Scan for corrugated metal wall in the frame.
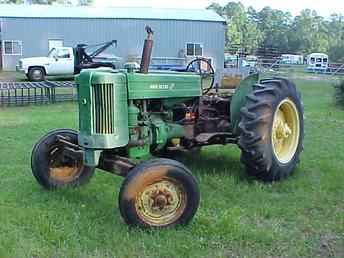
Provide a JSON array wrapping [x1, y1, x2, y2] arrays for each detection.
[[1, 17, 224, 81]]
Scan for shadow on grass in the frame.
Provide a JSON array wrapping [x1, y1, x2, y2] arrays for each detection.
[[156, 147, 253, 183]]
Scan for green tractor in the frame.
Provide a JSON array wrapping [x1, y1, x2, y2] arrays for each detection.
[[31, 27, 304, 228]]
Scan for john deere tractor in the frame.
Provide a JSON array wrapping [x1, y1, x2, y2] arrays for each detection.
[[31, 27, 304, 228]]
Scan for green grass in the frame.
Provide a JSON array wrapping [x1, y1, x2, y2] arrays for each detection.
[[334, 80, 344, 109], [0, 76, 344, 258]]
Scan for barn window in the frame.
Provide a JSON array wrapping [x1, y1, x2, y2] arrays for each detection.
[[3, 40, 22, 55], [186, 43, 203, 56]]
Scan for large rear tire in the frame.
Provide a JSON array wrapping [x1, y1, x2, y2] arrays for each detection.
[[119, 158, 200, 228], [31, 129, 95, 189], [238, 78, 304, 181]]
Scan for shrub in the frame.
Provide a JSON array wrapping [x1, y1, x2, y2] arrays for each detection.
[[334, 80, 344, 108]]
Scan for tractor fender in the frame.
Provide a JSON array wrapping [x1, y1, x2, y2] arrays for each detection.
[[230, 73, 259, 136]]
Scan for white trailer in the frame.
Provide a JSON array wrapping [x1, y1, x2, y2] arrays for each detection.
[[281, 54, 304, 65], [306, 53, 329, 72]]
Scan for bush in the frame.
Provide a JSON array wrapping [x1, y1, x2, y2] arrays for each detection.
[[334, 80, 344, 108]]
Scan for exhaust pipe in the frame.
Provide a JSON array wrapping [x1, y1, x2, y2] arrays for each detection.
[[140, 26, 154, 73]]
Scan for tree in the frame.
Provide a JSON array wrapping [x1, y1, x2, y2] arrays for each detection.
[[208, 1, 263, 52], [253, 7, 292, 52], [327, 14, 344, 62], [206, 2, 223, 17], [0, 0, 22, 3], [288, 9, 330, 54], [207, 1, 344, 61], [78, 0, 92, 6]]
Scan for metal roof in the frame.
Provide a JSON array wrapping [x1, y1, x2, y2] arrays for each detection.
[[0, 4, 225, 22]]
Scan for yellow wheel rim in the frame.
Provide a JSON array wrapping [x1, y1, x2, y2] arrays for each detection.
[[135, 179, 187, 226], [49, 166, 81, 183], [272, 98, 300, 164]]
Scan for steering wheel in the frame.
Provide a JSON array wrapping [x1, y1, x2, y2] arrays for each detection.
[[186, 58, 215, 94]]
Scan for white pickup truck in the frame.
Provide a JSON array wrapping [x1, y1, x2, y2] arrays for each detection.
[[17, 40, 118, 81], [17, 47, 76, 81]]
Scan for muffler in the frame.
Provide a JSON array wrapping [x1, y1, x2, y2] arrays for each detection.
[[140, 26, 154, 73]]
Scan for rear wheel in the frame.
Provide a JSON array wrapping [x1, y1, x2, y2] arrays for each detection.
[[31, 129, 95, 189], [119, 159, 200, 228], [28, 67, 45, 81], [238, 78, 304, 181]]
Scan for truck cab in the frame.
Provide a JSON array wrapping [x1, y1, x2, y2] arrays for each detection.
[[17, 47, 75, 81], [17, 40, 117, 81]]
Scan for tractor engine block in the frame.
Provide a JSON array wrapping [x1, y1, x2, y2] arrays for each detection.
[[76, 68, 202, 166], [196, 95, 231, 133]]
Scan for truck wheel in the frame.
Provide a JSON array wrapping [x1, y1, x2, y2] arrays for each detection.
[[28, 67, 45, 81], [238, 78, 304, 181], [31, 129, 95, 190], [119, 158, 200, 228]]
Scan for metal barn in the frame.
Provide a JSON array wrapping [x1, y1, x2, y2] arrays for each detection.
[[0, 4, 225, 81]]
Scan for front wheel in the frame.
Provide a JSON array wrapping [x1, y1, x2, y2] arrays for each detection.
[[119, 159, 200, 228], [31, 129, 95, 189], [238, 78, 304, 181]]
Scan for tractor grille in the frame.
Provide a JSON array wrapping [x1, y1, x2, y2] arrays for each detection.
[[91, 83, 114, 134]]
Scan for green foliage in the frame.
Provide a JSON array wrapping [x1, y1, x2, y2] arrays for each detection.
[[0, 0, 21, 3], [207, 2, 344, 61], [0, 0, 93, 5], [78, 0, 92, 6], [334, 80, 344, 108], [289, 9, 330, 54], [207, 2, 263, 53]]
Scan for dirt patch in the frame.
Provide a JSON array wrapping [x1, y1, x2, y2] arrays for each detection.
[[0, 71, 26, 82]]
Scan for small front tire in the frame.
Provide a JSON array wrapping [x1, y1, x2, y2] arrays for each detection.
[[31, 128, 95, 190], [119, 158, 200, 228]]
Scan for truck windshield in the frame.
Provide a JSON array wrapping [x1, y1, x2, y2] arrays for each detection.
[[48, 48, 58, 58]]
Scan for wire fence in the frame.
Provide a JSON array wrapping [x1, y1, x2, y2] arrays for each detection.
[[0, 81, 76, 106], [1, 61, 343, 107], [256, 59, 344, 76]]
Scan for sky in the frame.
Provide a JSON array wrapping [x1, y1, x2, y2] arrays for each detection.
[[93, 0, 344, 17]]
